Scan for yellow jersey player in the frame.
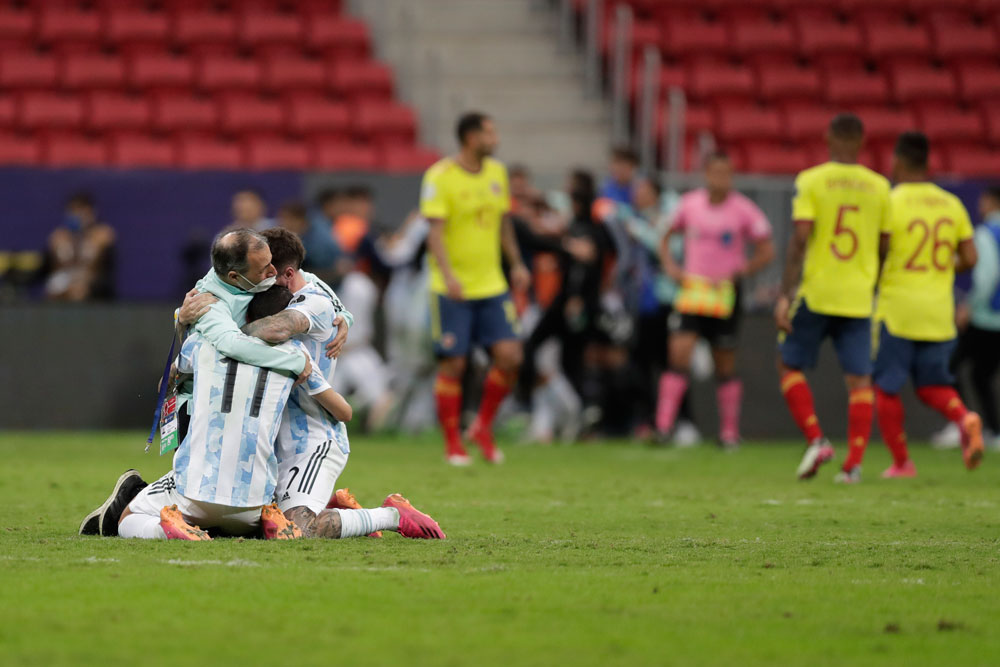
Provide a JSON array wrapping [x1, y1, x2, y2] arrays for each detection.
[[775, 113, 892, 483], [420, 112, 531, 465], [874, 131, 983, 478]]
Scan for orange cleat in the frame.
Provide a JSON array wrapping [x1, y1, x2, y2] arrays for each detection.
[[961, 412, 984, 471], [326, 488, 381, 537], [261, 503, 302, 540], [382, 493, 446, 539], [159, 505, 211, 541]]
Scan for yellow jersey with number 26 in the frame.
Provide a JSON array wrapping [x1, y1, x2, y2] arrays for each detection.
[[419, 157, 511, 300], [792, 161, 892, 318], [877, 182, 974, 341]]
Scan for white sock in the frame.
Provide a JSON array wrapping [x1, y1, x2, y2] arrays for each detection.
[[332, 507, 399, 538], [118, 513, 167, 539]]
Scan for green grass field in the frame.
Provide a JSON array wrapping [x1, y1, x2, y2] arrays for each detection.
[[1, 432, 998, 667]]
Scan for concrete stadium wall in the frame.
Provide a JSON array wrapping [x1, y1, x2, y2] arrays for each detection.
[[1, 304, 957, 441]]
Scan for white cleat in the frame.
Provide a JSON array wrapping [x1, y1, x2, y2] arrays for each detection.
[[931, 422, 961, 450], [833, 466, 862, 484], [673, 421, 702, 448], [446, 454, 473, 467], [796, 438, 835, 480]]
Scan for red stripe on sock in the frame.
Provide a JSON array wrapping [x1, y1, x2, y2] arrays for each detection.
[[780, 371, 823, 442], [843, 387, 874, 470], [876, 388, 909, 467], [916, 385, 967, 424], [434, 374, 465, 457]]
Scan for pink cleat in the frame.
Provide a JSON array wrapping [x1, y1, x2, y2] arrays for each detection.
[[881, 460, 917, 479], [382, 493, 446, 539], [797, 438, 835, 480], [465, 418, 504, 464]]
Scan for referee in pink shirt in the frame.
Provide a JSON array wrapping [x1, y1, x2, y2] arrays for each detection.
[[656, 152, 775, 447]]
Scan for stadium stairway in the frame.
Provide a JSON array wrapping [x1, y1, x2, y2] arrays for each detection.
[[355, 0, 612, 183]]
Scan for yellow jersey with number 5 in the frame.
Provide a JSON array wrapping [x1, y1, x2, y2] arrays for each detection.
[[791, 161, 892, 317], [419, 157, 511, 299], [877, 182, 974, 341]]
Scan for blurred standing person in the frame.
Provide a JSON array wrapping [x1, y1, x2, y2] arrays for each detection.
[[302, 188, 345, 279], [949, 186, 1000, 449], [276, 201, 309, 236], [44, 192, 116, 301], [656, 153, 775, 448], [421, 111, 530, 465], [600, 146, 639, 205], [231, 188, 273, 232]]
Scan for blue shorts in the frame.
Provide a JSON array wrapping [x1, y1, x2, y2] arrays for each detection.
[[873, 324, 956, 394], [431, 292, 519, 358], [778, 298, 873, 376]]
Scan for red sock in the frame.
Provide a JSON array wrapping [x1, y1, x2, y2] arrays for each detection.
[[434, 374, 465, 457], [780, 371, 823, 442], [477, 366, 514, 431], [843, 387, 874, 470], [915, 385, 967, 423], [875, 388, 909, 466]]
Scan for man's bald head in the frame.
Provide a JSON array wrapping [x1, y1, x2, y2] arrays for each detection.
[[211, 228, 276, 290]]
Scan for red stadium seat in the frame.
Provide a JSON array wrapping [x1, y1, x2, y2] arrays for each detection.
[[312, 141, 379, 170], [0, 131, 40, 165], [944, 145, 1000, 176], [87, 92, 151, 131], [61, 54, 126, 90], [244, 135, 310, 170], [152, 94, 218, 131], [329, 60, 393, 100], [18, 93, 85, 130], [853, 106, 918, 140], [109, 132, 176, 167], [715, 104, 782, 141], [861, 19, 930, 59], [930, 20, 998, 61], [176, 135, 243, 169], [198, 56, 262, 92], [662, 18, 728, 55], [954, 63, 1000, 102], [793, 15, 863, 55], [44, 133, 109, 167], [286, 96, 351, 137], [781, 103, 835, 141], [305, 16, 370, 60], [983, 106, 1000, 143], [379, 145, 441, 172], [0, 53, 58, 88], [239, 11, 303, 48], [129, 53, 195, 90], [916, 104, 985, 142], [0, 94, 14, 127], [353, 102, 416, 142], [218, 94, 284, 132], [757, 65, 822, 101], [889, 63, 958, 102], [0, 9, 33, 41], [742, 141, 812, 174], [173, 10, 237, 47], [38, 8, 101, 43], [825, 71, 890, 105], [105, 10, 170, 46], [688, 62, 755, 100], [262, 56, 327, 93], [601, 20, 661, 55], [730, 18, 797, 55]]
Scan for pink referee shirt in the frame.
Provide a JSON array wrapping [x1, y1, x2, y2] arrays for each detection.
[[669, 188, 772, 281]]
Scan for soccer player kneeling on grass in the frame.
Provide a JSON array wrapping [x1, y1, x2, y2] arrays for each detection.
[[775, 114, 892, 483], [655, 152, 775, 448], [873, 132, 983, 478]]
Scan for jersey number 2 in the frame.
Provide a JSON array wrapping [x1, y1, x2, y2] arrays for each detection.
[[830, 205, 859, 260], [904, 218, 954, 272]]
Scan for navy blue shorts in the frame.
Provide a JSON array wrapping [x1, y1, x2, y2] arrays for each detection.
[[778, 298, 873, 376], [431, 292, 519, 358], [873, 324, 956, 394]]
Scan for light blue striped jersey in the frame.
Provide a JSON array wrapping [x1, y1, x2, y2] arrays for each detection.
[[174, 332, 330, 507]]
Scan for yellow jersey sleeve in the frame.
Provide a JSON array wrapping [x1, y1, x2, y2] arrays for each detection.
[[419, 161, 450, 221], [791, 172, 816, 222]]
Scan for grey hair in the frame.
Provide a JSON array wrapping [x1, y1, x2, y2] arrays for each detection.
[[211, 228, 267, 277]]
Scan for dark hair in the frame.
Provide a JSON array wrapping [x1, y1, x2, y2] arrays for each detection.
[[66, 191, 95, 210], [894, 131, 930, 170], [279, 201, 306, 220], [829, 113, 864, 140], [316, 187, 340, 208], [246, 285, 294, 323], [637, 174, 663, 197], [569, 168, 596, 220], [211, 228, 267, 277], [456, 111, 489, 145], [261, 227, 306, 272], [984, 186, 1000, 203], [509, 163, 531, 180], [611, 146, 639, 165], [344, 184, 373, 200]]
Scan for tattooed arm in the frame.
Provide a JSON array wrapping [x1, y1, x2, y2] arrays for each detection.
[[285, 506, 342, 539], [241, 309, 310, 344]]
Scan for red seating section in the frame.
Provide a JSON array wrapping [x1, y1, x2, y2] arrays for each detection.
[[609, 0, 1000, 175], [0, 2, 435, 171]]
